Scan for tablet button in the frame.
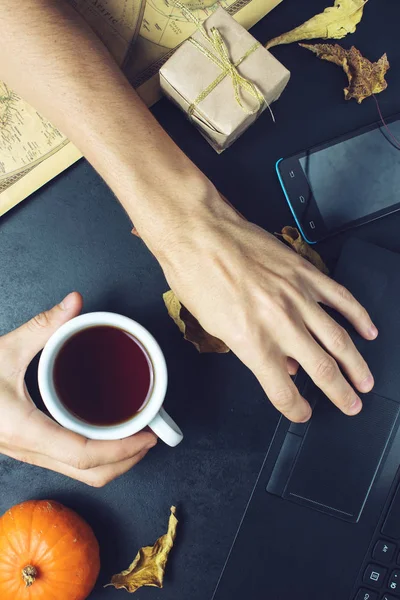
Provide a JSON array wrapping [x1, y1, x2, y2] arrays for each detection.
[[372, 540, 396, 563], [354, 589, 378, 600], [363, 564, 387, 588], [388, 569, 400, 593]]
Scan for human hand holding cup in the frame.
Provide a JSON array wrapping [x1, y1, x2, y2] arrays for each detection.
[[39, 311, 183, 446]]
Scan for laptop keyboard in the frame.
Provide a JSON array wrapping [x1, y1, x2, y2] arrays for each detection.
[[355, 485, 400, 599]]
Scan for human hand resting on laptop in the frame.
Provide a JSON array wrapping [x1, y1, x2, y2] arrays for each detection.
[[0, 292, 157, 485], [158, 189, 377, 424]]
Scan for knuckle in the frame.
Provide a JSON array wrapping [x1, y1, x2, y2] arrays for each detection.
[[66, 455, 81, 469], [88, 477, 108, 488], [278, 289, 302, 313], [86, 475, 109, 488], [69, 454, 92, 471], [294, 254, 318, 280], [73, 441, 97, 470], [279, 309, 299, 332], [277, 276, 298, 298], [227, 312, 254, 347], [341, 387, 357, 411], [28, 311, 51, 332], [335, 284, 353, 304], [272, 387, 297, 413], [314, 356, 338, 383], [329, 326, 349, 353], [276, 274, 304, 304], [261, 294, 297, 328]]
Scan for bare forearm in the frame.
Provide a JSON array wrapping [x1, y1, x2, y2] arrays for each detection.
[[0, 0, 221, 252]]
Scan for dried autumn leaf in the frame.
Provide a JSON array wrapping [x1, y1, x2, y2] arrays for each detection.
[[277, 226, 329, 274], [300, 43, 389, 103], [107, 506, 178, 594], [163, 290, 230, 353], [266, 0, 367, 50]]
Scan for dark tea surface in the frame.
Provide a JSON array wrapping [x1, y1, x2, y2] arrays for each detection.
[[54, 326, 152, 425]]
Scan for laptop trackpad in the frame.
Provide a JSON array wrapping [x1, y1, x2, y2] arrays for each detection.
[[267, 390, 399, 522]]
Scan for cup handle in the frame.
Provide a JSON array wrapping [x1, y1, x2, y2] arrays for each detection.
[[149, 407, 183, 447]]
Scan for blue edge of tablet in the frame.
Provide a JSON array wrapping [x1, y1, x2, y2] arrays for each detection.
[[275, 158, 316, 245]]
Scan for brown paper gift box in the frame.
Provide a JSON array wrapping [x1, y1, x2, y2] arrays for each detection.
[[159, 7, 290, 153]]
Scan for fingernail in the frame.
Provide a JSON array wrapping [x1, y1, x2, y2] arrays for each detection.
[[359, 374, 374, 393], [349, 396, 362, 415], [369, 325, 378, 339], [60, 292, 75, 310]]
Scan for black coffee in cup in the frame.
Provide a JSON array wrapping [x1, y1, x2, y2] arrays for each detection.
[[53, 326, 152, 426]]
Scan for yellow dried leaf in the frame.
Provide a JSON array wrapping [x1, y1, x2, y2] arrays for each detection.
[[266, 0, 367, 49], [277, 226, 329, 274], [300, 43, 389, 103], [107, 506, 178, 594], [163, 290, 230, 353], [163, 290, 186, 337]]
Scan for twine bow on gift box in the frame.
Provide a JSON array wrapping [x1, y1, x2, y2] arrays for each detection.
[[171, 0, 275, 121]]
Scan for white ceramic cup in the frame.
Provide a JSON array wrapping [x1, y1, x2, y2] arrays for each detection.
[[38, 312, 183, 447]]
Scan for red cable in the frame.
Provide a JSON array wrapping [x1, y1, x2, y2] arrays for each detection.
[[373, 94, 400, 149]]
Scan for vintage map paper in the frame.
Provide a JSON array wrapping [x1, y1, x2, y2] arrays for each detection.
[[0, 0, 282, 217], [0, 0, 145, 216]]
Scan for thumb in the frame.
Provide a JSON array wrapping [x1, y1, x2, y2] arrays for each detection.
[[8, 292, 83, 367]]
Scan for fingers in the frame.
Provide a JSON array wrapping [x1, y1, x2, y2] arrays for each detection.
[[5, 292, 83, 367], [241, 351, 311, 423], [0, 444, 151, 487], [287, 357, 299, 376], [262, 362, 311, 422], [9, 407, 157, 470], [292, 328, 363, 416], [304, 304, 374, 394], [313, 276, 378, 341]]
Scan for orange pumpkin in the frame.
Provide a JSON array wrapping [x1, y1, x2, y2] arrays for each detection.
[[0, 499, 100, 600]]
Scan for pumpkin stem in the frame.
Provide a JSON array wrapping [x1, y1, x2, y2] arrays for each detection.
[[22, 565, 38, 587]]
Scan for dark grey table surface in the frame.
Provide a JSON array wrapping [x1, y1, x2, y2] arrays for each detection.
[[0, 1, 399, 598]]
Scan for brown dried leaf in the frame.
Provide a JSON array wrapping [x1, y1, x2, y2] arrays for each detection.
[[107, 506, 178, 594], [163, 290, 230, 353], [300, 43, 389, 103], [266, 0, 367, 50], [277, 226, 329, 274]]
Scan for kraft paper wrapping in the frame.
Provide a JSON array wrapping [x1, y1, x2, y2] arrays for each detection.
[[159, 7, 290, 152]]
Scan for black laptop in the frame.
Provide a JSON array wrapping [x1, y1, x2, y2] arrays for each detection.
[[212, 238, 400, 600]]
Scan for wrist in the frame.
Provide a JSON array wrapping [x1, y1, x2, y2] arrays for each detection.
[[150, 184, 243, 279], [130, 173, 233, 258]]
